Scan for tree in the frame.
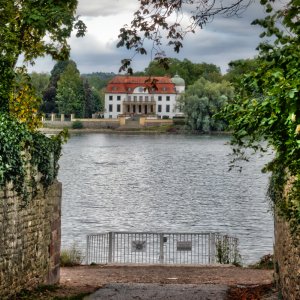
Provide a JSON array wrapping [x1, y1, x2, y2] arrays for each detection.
[[41, 60, 73, 114], [180, 78, 234, 132], [9, 68, 42, 131], [41, 86, 57, 114], [0, 0, 86, 112], [83, 80, 104, 118], [56, 62, 85, 117], [223, 58, 260, 84], [144, 58, 222, 86], [30, 72, 50, 99], [220, 0, 300, 234], [81, 72, 115, 91], [118, 0, 251, 72]]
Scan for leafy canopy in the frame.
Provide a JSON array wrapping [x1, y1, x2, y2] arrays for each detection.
[[0, 0, 83, 199], [180, 77, 234, 132], [0, 0, 86, 112], [220, 0, 300, 234], [118, 0, 251, 72]]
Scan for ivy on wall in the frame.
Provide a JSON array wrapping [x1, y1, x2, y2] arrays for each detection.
[[0, 113, 67, 203], [219, 0, 300, 239]]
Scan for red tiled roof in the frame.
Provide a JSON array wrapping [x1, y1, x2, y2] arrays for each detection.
[[105, 76, 176, 94]]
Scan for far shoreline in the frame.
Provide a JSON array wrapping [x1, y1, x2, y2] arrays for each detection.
[[39, 127, 232, 136]]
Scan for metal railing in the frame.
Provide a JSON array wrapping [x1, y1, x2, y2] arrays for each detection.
[[86, 232, 239, 265]]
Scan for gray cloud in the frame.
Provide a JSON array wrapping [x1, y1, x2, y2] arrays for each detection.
[[76, 0, 138, 17], [28, 0, 279, 75]]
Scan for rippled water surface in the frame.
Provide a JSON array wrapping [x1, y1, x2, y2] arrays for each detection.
[[58, 133, 274, 264]]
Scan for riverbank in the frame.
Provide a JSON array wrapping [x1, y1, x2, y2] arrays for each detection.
[[13, 264, 277, 299], [39, 127, 232, 135]]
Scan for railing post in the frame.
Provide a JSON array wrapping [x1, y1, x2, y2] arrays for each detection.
[[108, 232, 113, 263], [86, 235, 90, 265], [159, 233, 164, 264], [210, 233, 216, 264]]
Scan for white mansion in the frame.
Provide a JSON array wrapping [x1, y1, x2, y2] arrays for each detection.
[[104, 75, 185, 119]]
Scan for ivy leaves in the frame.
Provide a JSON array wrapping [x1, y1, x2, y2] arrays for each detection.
[[220, 0, 300, 235], [0, 113, 66, 203]]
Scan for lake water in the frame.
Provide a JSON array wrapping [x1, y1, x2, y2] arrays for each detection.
[[58, 133, 274, 264]]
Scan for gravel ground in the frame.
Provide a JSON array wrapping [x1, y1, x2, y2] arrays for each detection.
[[85, 283, 229, 300], [58, 264, 277, 299]]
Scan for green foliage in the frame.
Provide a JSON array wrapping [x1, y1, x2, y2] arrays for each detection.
[[219, 0, 300, 237], [0, 0, 86, 112], [42, 61, 71, 114], [143, 58, 222, 86], [60, 244, 84, 267], [216, 236, 241, 266], [81, 72, 114, 90], [118, 0, 250, 73], [224, 58, 260, 84], [82, 80, 103, 118], [11, 285, 90, 300], [30, 72, 50, 99], [56, 62, 85, 117], [180, 78, 234, 132], [9, 68, 43, 131], [249, 254, 274, 270], [72, 120, 83, 129], [41, 61, 103, 117], [0, 113, 67, 203]]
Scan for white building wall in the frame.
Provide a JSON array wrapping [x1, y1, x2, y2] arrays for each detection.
[[104, 91, 181, 119], [156, 94, 178, 118], [104, 94, 124, 118]]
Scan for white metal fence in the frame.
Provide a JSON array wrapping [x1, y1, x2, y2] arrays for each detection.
[[86, 232, 239, 265]]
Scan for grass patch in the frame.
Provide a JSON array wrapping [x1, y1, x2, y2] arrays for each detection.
[[10, 285, 91, 300], [60, 244, 84, 267], [10, 285, 59, 300]]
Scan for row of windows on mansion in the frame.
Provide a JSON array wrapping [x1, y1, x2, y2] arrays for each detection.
[[108, 103, 173, 114], [104, 75, 185, 119], [108, 94, 172, 102]]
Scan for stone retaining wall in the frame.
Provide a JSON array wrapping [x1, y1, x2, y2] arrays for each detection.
[[0, 181, 62, 299], [274, 214, 300, 299]]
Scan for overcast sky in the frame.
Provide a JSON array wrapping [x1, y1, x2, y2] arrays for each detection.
[[27, 0, 277, 75]]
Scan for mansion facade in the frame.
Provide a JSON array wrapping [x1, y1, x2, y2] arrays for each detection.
[[104, 75, 185, 119]]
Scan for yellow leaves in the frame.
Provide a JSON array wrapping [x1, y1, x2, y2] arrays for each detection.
[[9, 81, 43, 131]]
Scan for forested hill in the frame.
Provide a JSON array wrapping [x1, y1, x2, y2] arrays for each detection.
[[81, 72, 116, 81]]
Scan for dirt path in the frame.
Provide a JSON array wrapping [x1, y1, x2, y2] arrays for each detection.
[[55, 264, 277, 299]]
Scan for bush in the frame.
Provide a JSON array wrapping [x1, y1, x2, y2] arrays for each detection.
[[72, 120, 83, 129], [60, 244, 84, 267], [173, 117, 186, 125], [249, 254, 274, 269]]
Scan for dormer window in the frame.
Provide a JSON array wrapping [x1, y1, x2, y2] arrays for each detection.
[[112, 86, 117, 91]]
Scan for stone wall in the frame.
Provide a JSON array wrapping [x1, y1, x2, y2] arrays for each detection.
[[43, 119, 120, 129], [274, 214, 300, 300], [0, 181, 62, 299]]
